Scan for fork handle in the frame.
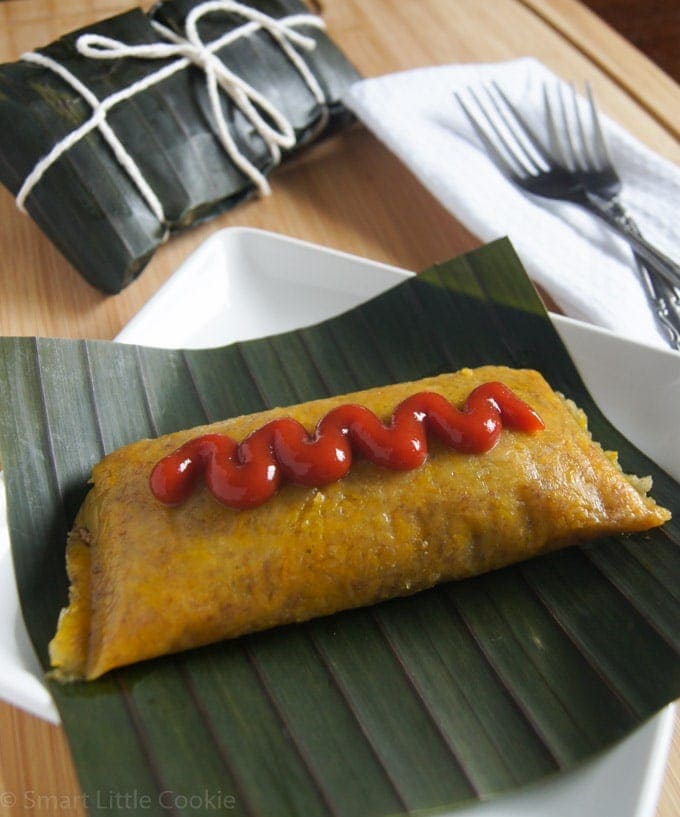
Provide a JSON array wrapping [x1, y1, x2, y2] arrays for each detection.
[[626, 215, 680, 350], [634, 256, 680, 350], [584, 193, 680, 289], [592, 199, 680, 349]]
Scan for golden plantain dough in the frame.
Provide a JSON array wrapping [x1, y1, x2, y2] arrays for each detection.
[[49, 366, 671, 680]]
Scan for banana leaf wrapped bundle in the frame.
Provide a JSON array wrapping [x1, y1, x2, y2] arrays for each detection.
[[0, 0, 360, 293]]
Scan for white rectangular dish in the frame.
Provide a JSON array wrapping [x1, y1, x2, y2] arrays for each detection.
[[1, 228, 677, 817]]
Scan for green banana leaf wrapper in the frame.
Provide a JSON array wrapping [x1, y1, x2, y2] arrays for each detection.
[[0, 240, 678, 817], [0, 0, 359, 293]]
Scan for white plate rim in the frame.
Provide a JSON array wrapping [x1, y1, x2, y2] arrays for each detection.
[[0, 227, 676, 817]]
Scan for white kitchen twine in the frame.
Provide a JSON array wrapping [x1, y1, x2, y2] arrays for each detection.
[[17, 0, 328, 226]]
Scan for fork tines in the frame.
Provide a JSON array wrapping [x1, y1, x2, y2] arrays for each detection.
[[455, 80, 611, 182], [454, 82, 554, 180], [544, 82, 612, 174]]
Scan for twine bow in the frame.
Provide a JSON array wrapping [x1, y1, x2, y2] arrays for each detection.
[[18, 0, 328, 223]]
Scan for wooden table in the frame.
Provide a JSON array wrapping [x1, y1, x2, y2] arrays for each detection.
[[0, 1, 678, 815]]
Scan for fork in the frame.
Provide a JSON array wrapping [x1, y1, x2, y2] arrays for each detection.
[[455, 81, 680, 289], [455, 82, 680, 349], [546, 82, 680, 348]]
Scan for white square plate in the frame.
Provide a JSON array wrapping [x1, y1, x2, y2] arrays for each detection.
[[1, 228, 677, 816]]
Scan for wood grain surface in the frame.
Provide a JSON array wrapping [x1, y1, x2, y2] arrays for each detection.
[[0, 1, 678, 815]]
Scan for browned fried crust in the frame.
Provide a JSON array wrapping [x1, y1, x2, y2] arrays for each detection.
[[49, 367, 671, 680]]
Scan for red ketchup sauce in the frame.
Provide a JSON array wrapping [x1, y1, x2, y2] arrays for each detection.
[[150, 382, 544, 510]]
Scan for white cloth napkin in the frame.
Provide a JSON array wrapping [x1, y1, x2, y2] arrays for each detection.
[[343, 58, 680, 348]]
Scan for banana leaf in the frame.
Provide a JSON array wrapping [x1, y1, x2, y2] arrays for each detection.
[[0, 239, 678, 817], [0, 0, 359, 293]]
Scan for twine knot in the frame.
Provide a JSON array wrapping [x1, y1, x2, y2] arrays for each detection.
[[18, 0, 328, 223]]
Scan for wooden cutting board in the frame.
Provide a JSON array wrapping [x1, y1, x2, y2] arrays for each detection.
[[0, 1, 678, 815]]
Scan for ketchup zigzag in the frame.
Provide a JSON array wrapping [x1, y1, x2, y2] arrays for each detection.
[[150, 382, 545, 510]]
